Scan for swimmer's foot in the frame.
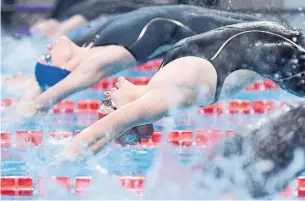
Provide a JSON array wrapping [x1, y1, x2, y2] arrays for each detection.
[[105, 77, 147, 108], [30, 19, 60, 38]]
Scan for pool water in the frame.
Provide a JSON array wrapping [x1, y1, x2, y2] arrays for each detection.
[[1, 36, 305, 199]]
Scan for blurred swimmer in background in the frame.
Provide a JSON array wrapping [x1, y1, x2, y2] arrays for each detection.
[[29, 0, 197, 40]]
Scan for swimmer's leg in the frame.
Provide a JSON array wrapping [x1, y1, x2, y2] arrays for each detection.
[[191, 101, 305, 198]]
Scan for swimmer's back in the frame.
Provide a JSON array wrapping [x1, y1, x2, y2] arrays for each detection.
[[87, 5, 261, 60], [103, 4, 261, 33], [161, 21, 305, 100]]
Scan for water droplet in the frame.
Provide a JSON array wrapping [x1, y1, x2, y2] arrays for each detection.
[[293, 37, 298, 42], [292, 59, 299, 64], [274, 73, 281, 79], [256, 13, 262, 18], [299, 55, 305, 60]]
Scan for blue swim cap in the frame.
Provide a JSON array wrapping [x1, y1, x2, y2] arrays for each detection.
[[35, 62, 71, 91]]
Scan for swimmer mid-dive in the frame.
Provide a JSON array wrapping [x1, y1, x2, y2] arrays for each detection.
[[57, 20, 305, 159], [2, 5, 260, 123]]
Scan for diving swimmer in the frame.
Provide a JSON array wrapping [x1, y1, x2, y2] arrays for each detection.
[[2, 5, 261, 122], [59, 20, 305, 159]]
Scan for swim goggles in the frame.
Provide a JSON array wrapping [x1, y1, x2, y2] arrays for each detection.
[[44, 53, 52, 64]]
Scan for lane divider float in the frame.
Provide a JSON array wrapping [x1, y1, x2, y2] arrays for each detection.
[[0, 176, 303, 197]]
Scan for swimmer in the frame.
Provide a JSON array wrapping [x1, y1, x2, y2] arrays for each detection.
[[30, 0, 87, 38], [1, 5, 260, 123], [30, 15, 88, 40], [57, 21, 305, 161], [29, 0, 184, 40]]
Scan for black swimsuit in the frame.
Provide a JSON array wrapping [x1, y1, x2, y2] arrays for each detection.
[[160, 21, 305, 102], [72, 5, 261, 62]]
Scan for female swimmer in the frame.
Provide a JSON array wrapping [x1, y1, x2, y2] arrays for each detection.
[[59, 22, 305, 198], [2, 5, 260, 122], [59, 21, 305, 160]]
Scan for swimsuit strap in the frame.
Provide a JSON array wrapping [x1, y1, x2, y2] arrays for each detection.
[[211, 29, 305, 61], [128, 17, 197, 49]]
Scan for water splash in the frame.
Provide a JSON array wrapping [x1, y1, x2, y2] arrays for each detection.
[[1, 33, 49, 75]]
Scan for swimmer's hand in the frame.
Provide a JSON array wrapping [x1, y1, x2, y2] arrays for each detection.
[[56, 141, 89, 163], [1, 101, 42, 125], [57, 125, 113, 163]]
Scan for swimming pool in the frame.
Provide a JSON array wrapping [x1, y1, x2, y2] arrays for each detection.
[[1, 58, 305, 199]]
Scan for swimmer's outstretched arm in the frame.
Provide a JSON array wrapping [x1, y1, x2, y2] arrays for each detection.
[[57, 15, 88, 37], [33, 45, 137, 111], [59, 86, 196, 160], [59, 88, 171, 160]]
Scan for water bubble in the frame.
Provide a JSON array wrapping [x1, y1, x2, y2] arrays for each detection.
[[291, 59, 299, 64], [299, 54, 305, 60], [292, 37, 298, 42], [274, 73, 281, 79], [255, 13, 262, 18], [286, 72, 293, 77]]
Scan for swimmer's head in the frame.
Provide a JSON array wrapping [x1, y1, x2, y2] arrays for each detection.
[[99, 98, 154, 146], [35, 62, 71, 91], [39, 36, 75, 67], [35, 36, 87, 91]]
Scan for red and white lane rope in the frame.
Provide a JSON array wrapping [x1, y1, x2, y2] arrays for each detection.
[[0, 176, 303, 197]]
